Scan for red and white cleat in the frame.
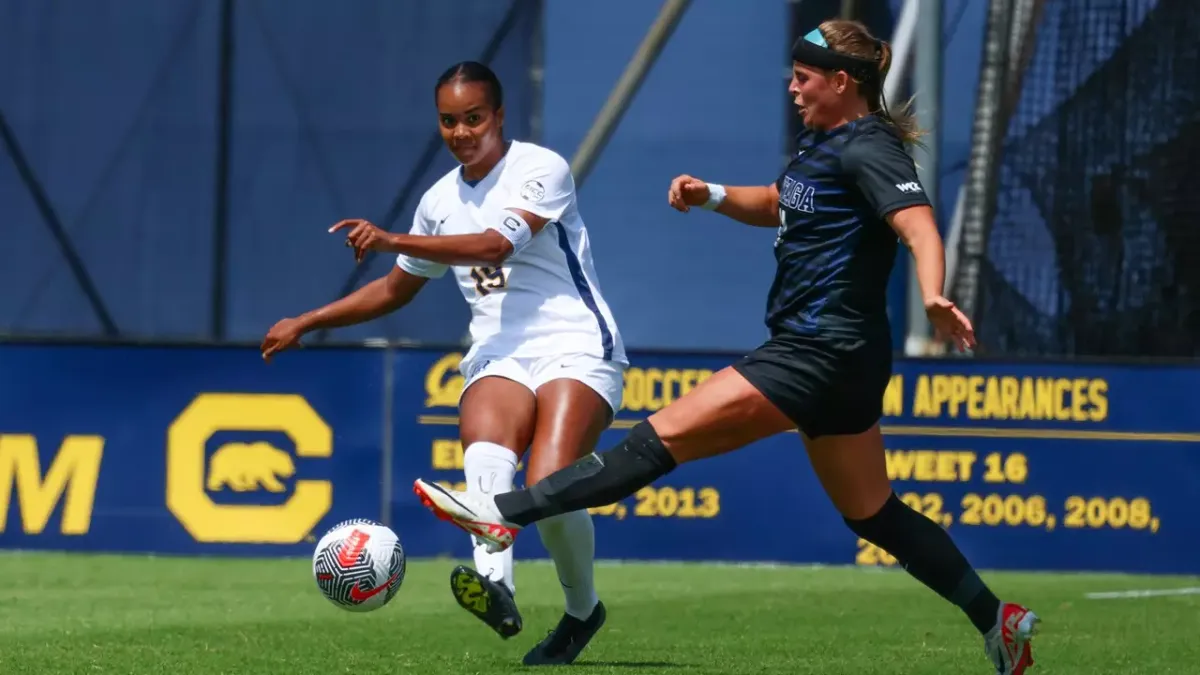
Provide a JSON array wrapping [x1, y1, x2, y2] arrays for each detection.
[[984, 602, 1040, 674], [413, 479, 520, 553]]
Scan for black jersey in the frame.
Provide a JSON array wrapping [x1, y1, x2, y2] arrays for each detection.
[[766, 115, 929, 338]]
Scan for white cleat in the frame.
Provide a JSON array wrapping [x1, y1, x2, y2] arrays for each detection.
[[984, 602, 1040, 674], [413, 479, 520, 553]]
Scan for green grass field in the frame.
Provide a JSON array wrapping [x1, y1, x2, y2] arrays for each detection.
[[1, 552, 1197, 674]]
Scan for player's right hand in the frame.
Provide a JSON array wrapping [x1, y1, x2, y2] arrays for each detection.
[[261, 317, 306, 363], [667, 174, 711, 212]]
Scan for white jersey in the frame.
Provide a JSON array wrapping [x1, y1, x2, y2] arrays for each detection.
[[396, 140, 627, 366]]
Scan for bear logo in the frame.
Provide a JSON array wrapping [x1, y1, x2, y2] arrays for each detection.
[[206, 441, 295, 493]]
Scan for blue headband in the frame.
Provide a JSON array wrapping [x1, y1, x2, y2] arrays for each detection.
[[792, 28, 880, 81]]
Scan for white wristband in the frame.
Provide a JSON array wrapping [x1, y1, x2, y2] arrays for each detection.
[[488, 211, 533, 251], [701, 183, 727, 210]]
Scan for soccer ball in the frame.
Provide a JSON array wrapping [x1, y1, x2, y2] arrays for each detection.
[[312, 518, 406, 612]]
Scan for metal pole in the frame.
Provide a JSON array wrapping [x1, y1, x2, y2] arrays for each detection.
[[569, 0, 693, 189], [840, 0, 860, 20], [0, 110, 119, 336], [530, 0, 546, 145], [950, 0, 1015, 335], [210, 0, 235, 340], [904, 0, 942, 356], [883, 0, 920, 106]]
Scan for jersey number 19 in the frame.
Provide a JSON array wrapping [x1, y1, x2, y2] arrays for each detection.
[[470, 266, 507, 296]]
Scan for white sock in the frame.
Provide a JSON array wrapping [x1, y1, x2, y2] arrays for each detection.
[[463, 441, 518, 594], [536, 509, 599, 619]]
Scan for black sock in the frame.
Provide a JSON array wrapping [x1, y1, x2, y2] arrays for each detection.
[[494, 421, 676, 527], [845, 493, 1001, 635]]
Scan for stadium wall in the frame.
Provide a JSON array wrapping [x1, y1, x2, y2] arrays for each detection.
[[2, 341, 1197, 575], [1, 0, 987, 355], [0, 0, 534, 345]]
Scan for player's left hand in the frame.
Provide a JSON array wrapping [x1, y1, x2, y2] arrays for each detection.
[[924, 295, 976, 352], [329, 219, 395, 263]]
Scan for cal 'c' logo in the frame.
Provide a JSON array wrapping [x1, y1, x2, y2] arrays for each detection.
[[167, 393, 332, 544], [425, 353, 466, 408]]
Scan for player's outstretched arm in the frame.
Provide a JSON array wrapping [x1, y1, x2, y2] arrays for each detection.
[[331, 209, 549, 267], [887, 206, 975, 351], [667, 174, 780, 228], [260, 266, 427, 362]]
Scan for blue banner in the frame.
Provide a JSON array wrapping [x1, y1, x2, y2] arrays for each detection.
[[4, 342, 1198, 574], [0, 344, 386, 556], [392, 349, 1200, 575]]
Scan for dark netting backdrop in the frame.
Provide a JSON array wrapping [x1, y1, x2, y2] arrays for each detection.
[[972, 0, 1199, 357]]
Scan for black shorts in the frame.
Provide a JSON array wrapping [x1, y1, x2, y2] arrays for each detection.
[[731, 331, 892, 439]]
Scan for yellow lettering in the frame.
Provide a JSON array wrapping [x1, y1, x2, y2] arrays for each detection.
[[1089, 379, 1108, 421], [622, 367, 713, 413], [623, 369, 645, 411], [680, 370, 699, 397], [967, 375, 986, 418], [645, 368, 663, 410], [1054, 379, 1071, 421], [886, 450, 917, 480], [949, 376, 969, 417], [432, 439, 464, 470], [931, 376, 952, 416], [1034, 378, 1054, 419], [1000, 377, 1020, 418], [661, 369, 680, 407], [904, 374, 1109, 422], [914, 451, 937, 481], [912, 375, 935, 417], [936, 452, 958, 481], [882, 375, 903, 417], [886, 450, 975, 482], [1018, 377, 1037, 419], [0, 434, 103, 535], [425, 353, 464, 408], [1075, 379, 1094, 420]]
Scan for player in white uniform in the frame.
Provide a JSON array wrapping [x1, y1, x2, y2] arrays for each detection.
[[260, 61, 622, 666]]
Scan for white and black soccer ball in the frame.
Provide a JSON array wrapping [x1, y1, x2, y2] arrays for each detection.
[[312, 518, 406, 612]]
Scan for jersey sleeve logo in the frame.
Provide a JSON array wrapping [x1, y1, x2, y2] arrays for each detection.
[[520, 180, 546, 202]]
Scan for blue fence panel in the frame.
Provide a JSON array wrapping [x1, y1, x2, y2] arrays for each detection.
[[0, 343, 385, 556], [0, 0, 534, 345], [391, 348, 1200, 574]]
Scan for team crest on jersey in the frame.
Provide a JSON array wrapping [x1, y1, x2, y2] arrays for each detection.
[[520, 180, 546, 202]]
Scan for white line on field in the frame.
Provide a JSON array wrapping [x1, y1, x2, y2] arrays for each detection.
[[1085, 587, 1200, 600]]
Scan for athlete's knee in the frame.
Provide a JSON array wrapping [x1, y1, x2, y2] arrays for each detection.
[[823, 478, 891, 521], [526, 440, 591, 484], [643, 409, 688, 459]]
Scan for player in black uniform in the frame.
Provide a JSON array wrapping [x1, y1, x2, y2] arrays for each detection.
[[414, 20, 1039, 674]]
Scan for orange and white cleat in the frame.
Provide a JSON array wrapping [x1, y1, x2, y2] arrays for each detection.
[[413, 479, 520, 553], [984, 602, 1040, 674]]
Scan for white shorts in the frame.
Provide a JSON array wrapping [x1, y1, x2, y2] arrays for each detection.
[[459, 352, 625, 414]]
